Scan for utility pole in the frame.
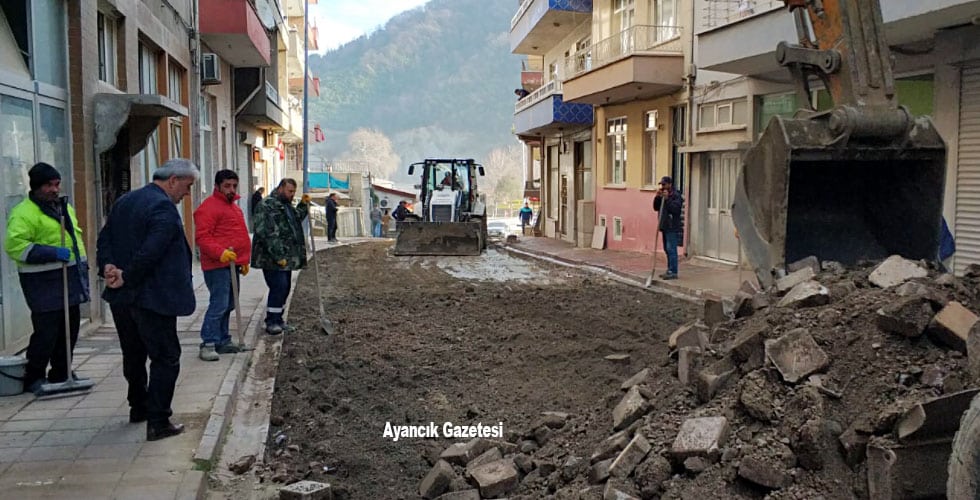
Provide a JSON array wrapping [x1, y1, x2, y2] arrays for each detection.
[[302, 0, 310, 193]]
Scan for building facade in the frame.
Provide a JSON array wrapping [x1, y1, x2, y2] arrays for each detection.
[[0, 0, 318, 354]]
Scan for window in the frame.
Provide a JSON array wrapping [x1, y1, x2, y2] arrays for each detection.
[[643, 111, 658, 186], [200, 95, 213, 193], [97, 12, 118, 85], [698, 98, 748, 131], [607, 117, 628, 185], [168, 62, 185, 104], [574, 36, 592, 73], [0, 0, 67, 85], [138, 42, 158, 93], [613, 217, 623, 241], [614, 0, 635, 53], [654, 0, 679, 40], [599, 215, 607, 226]]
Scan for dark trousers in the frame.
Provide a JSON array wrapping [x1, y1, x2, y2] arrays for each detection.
[[662, 231, 680, 275], [263, 269, 292, 326], [327, 216, 337, 241], [110, 304, 181, 426], [25, 306, 80, 385]]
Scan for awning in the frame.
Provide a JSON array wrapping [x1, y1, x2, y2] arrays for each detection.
[[94, 93, 188, 157]]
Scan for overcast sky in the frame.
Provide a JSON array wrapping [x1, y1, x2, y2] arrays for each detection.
[[310, 0, 431, 52]]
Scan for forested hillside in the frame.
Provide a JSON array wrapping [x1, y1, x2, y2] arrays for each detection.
[[307, 0, 521, 185]]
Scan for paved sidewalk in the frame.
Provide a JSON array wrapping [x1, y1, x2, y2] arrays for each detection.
[[506, 237, 746, 300], [0, 268, 269, 499]]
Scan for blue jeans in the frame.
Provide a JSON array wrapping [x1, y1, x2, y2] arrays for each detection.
[[372, 221, 382, 237], [201, 268, 234, 347], [263, 269, 292, 326], [662, 231, 680, 275]]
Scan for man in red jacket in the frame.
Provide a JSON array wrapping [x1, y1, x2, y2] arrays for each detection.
[[193, 169, 251, 361]]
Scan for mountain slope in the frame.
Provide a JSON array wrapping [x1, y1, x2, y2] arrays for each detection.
[[307, 0, 520, 183]]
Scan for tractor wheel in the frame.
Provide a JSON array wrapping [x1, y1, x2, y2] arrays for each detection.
[[948, 392, 980, 499]]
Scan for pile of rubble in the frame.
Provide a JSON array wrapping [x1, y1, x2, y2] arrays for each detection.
[[411, 255, 980, 499]]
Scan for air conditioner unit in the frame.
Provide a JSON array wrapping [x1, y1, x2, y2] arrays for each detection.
[[201, 53, 221, 85]]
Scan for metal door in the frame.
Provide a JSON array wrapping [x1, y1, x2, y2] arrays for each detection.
[[955, 66, 980, 274]]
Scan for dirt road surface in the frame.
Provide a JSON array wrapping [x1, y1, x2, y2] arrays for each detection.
[[261, 241, 697, 497]]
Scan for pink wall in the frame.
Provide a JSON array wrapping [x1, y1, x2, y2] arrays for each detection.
[[595, 188, 688, 254], [199, 0, 271, 65]]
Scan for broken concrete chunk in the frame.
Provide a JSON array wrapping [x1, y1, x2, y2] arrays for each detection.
[[605, 353, 631, 364], [704, 298, 730, 326], [895, 389, 980, 442], [731, 291, 756, 319], [434, 490, 480, 500], [668, 321, 709, 350], [927, 301, 979, 353], [867, 438, 950, 500], [869, 255, 927, 289], [621, 368, 651, 390], [738, 456, 791, 490], [609, 434, 651, 478], [752, 293, 771, 310], [588, 458, 613, 484], [838, 427, 870, 468], [534, 411, 571, 429], [765, 328, 829, 383], [230, 454, 257, 475], [612, 386, 649, 431], [419, 460, 456, 499], [671, 416, 729, 460], [776, 280, 830, 309], [695, 357, 737, 403], [787, 256, 821, 276], [439, 438, 496, 466], [739, 370, 779, 423], [683, 456, 709, 473], [739, 280, 761, 296], [280, 480, 332, 500], [465, 447, 502, 475], [730, 329, 764, 366], [562, 455, 588, 481], [533, 425, 552, 446], [591, 430, 631, 464], [822, 260, 846, 274], [512, 453, 533, 474], [468, 459, 519, 498], [776, 267, 815, 294], [677, 347, 704, 386], [603, 480, 641, 500], [875, 297, 934, 338]]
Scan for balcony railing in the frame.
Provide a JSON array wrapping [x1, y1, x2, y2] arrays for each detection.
[[516, 80, 562, 112], [701, 0, 783, 29], [563, 25, 683, 80], [265, 81, 280, 105]]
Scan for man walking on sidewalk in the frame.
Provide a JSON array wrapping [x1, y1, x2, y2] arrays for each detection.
[[251, 178, 310, 335], [4, 163, 91, 395], [193, 169, 251, 361], [519, 202, 533, 236], [97, 159, 198, 442], [653, 176, 684, 280], [326, 192, 339, 242]]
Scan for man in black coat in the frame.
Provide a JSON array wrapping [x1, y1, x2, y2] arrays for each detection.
[[97, 159, 198, 441], [653, 176, 684, 280], [325, 192, 339, 242]]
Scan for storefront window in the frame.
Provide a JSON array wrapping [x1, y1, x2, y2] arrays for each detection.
[[0, 95, 36, 190], [38, 104, 67, 171]]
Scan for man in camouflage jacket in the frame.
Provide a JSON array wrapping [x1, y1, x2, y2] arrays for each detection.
[[251, 178, 310, 334]]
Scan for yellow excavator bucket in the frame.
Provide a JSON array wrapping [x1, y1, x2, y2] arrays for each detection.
[[393, 221, 485, 256], [733, 113, 947, 287]]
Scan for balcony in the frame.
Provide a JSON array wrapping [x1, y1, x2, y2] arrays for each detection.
[[511, 0, 592, 55], [239, 81, 285, 130], [200, 0, 271, 67], [281, 97, 304, 144], [697, 0, 980, 77], [288, 73, 319, 97], [562, 25, 685, 106], [287, 27, 305, 82], [514, 80, 594, 137]]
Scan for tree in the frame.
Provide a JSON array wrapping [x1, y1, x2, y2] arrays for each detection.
[[481, 144, 523, 213], [340, 128, 401, 179]]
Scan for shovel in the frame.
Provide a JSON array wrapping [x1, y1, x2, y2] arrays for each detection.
[[644, 202, 664, 288], [228, 260, 253, 351], [307, 220, 336, 335]]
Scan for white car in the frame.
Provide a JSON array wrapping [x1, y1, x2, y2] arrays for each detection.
[[487, 221, 509, 238]]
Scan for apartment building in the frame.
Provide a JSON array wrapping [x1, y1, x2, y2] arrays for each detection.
[[0, 0, 317, 354], [693, 0, 980, 273]]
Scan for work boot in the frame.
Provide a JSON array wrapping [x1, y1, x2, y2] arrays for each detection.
[[266, 324, 283, 335], [661, 272, 678, 280], [25, 379, 46, 396], [198, 344, 219, 362], [147, 421, 184, 441], [215, 343, 245, 354]]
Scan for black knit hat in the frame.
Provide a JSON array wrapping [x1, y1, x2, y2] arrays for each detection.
[[28, 162, 61, 191]]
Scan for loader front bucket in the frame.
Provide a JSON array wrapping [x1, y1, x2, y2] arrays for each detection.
[[393, 221, 485, 256], [733, 114, 947, 287]]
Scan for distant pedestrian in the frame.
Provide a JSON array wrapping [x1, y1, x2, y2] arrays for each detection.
[[381, 209, 392, 237], [249, 187, 264, 224], [4, 162, 91, 396], [326, 192, 339, 242], [519, 203, 533, 235], [96, 158, 199, 441], [370, 205, 382, 237], [653, 176, 684, 280], [514, 88, 530, 100], [193, 169, 251, 362], [392, 201, 409, 222], [251, 178, 310, 335]]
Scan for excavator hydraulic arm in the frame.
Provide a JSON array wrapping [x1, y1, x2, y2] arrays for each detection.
[[733, 0, 947, 287]]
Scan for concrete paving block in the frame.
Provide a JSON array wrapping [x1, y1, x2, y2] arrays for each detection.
[[668, 321, 708, 350], [875, 298, 934, 338], [752, 292, 771, 310], [440, 438, 495, 466], [621, 368, 650, 390], [869, 255, 927, 289], [730, 329, 764, 368], [591, 430, 631, 464], [738, 457, 790, 490], [776, 280, 830, 309], [603, 479, 641, 500], [927, 301, 979, 353], [671, 416, 729, 460], [280, 480, 332, 500], [731, 291, 755, 318], [765, 328, 829, 383], [465, 447, 502, 475], [469, 459, 519, 498], [419, 460, 455, 499], [609, 434, 651, 478], [588, 458, 613, 484], [677, 347, 703, 386], [702, 299, 728, 326], [434, 490, 481, 500], [695, 357, 737, 403], [612, 386, 648, 431], [775, 267, 815, 294], [787, 256, 821, 276], [535, 411, 571, 429]]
